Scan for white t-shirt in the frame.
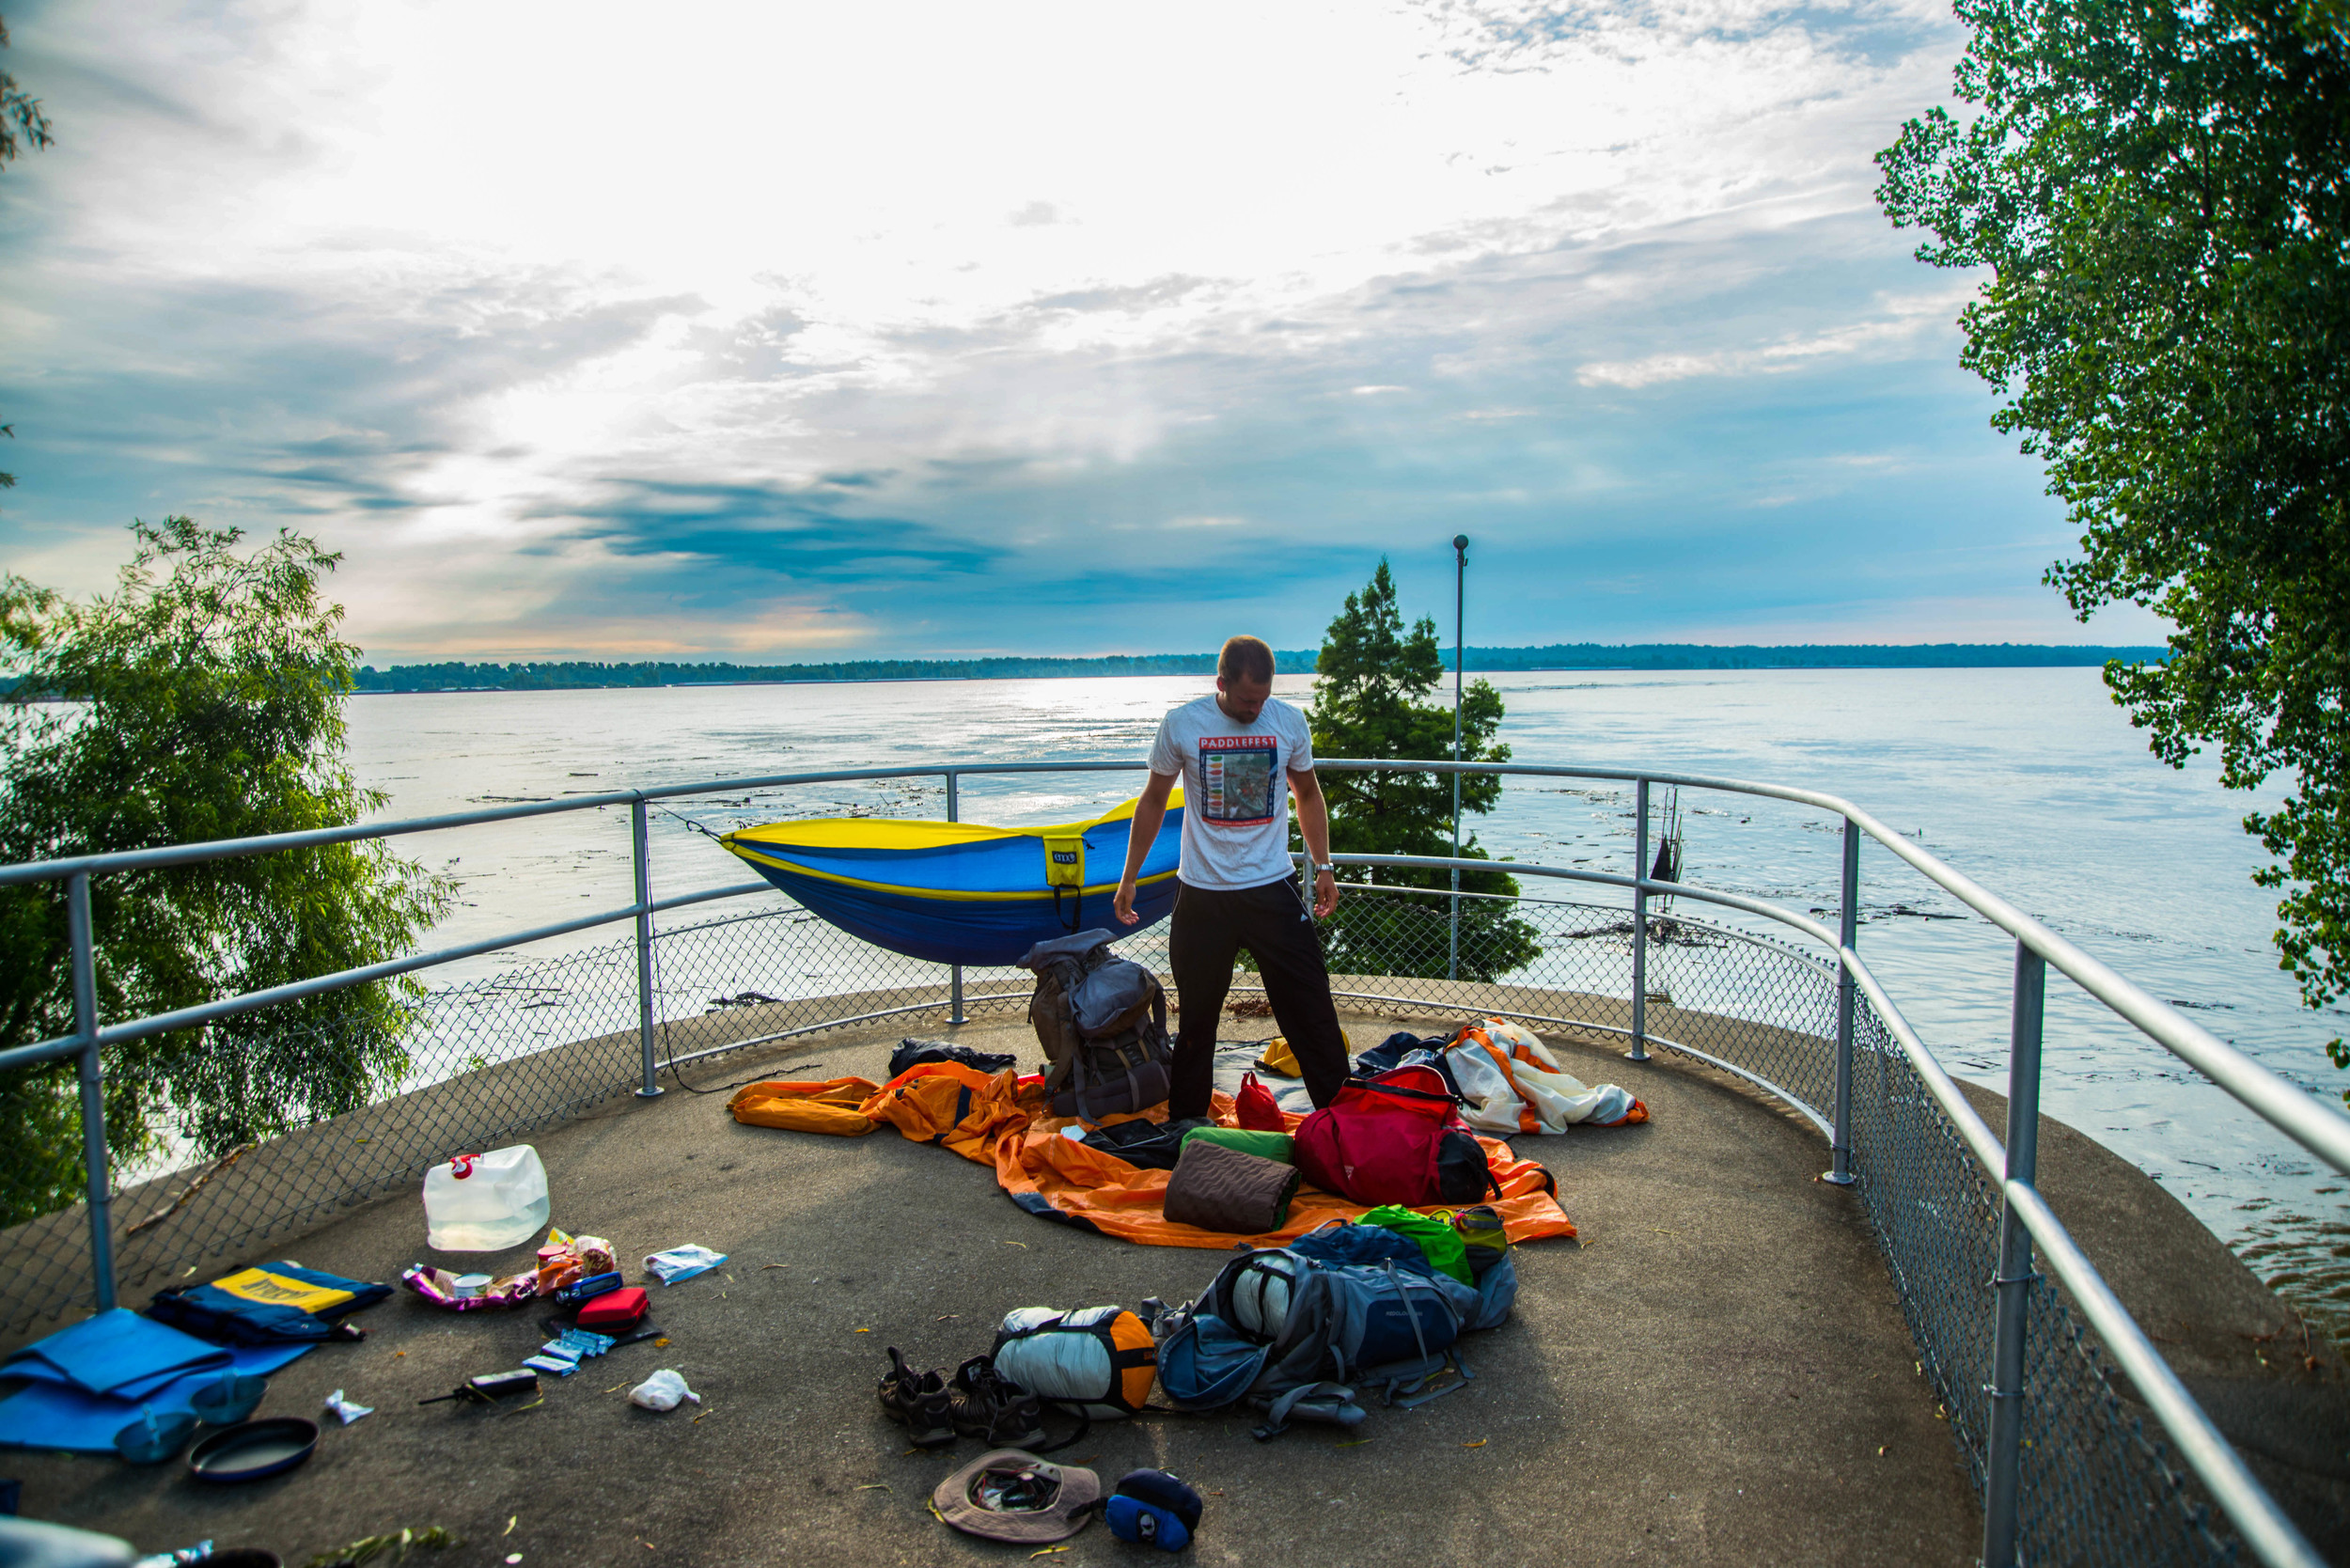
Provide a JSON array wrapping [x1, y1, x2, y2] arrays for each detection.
[[1147, 694, 1315, 890]]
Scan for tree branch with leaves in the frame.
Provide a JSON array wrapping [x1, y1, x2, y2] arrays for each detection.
[[1879, 0, 2350, 1092], [0, 14, 51, 495], [0, 520, 450, 1226]]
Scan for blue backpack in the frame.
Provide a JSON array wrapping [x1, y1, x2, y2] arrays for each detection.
[[1155, 1225, 1517, 1439]]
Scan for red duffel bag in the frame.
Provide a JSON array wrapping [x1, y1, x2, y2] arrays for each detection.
[[1292, 1065, 1501, 1207]]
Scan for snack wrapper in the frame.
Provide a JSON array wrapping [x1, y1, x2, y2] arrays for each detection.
[[534, 1227, 619, 1294], [402, 1263, 537, 1311]]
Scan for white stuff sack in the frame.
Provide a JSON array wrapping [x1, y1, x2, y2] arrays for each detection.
[[1228, 1252, 1303, 1342], [1448, 1019, 1637, 1134]]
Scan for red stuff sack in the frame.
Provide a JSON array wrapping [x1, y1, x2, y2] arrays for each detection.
[[576, 1286, 649, 1330], [1234, 1071, 1287, 1132], [1292, 1065, 1500, 1207]]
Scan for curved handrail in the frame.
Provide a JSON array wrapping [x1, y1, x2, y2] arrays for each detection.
[[1316, 761, 2350, 1180], [5, 753, 2341, 1175]]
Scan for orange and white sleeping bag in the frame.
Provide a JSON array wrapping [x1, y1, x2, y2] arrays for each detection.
[[1448, 1019, 1648, 1134]]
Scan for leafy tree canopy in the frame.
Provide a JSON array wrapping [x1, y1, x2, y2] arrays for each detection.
[[1306, 559, 1538, 981], [1878, 0, 2350, 1083], [0, 520, 447, 1225]]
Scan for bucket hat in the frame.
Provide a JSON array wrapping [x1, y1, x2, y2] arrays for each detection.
[[932, 1449, 1103, 1544]]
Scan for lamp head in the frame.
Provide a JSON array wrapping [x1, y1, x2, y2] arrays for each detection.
[[1452, 534, 1469, 554]]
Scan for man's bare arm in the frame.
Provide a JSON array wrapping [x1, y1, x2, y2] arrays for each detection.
[[1114, 771, 1178, 925], [1290, 768, 1339, 918]]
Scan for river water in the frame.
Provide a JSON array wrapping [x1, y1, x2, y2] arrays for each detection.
[[344, 669, 2349, 1339]]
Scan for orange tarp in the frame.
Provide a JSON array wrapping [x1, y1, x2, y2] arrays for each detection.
[[729, 1064, 1576, 1248]]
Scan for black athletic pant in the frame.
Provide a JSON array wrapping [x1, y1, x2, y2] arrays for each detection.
[[1166, 874, 1350, 1120]]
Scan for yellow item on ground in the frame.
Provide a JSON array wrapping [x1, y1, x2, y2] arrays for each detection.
[[1252, 1036, 1302, 1077]]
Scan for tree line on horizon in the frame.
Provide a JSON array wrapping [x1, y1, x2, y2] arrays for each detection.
[[347, 642, 2170, 692]]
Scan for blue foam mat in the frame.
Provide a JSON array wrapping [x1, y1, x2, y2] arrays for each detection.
[[0, 1340, 314, 1453], [1, 1309, 231, 1399]]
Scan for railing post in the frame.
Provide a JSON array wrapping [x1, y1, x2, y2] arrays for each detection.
[[632, 800, 662, 1099], [946, 773, 965, 1027], [68, 872, 117, 1310], [1982, 940, 2045, 1568], [1628, 778, 1650, 1061], [1825, 819, 1859, 1185]]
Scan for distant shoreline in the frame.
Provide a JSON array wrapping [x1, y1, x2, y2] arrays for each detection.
[[351, 644, 2170, 694]]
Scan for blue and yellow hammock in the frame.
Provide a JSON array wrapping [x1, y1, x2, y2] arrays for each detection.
[[719, 791, 1184, 966]]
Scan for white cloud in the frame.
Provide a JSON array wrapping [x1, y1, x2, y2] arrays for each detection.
[[1574, 282, 1978, 387]]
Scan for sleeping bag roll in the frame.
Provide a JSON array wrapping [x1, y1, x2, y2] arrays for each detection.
[[992, 1306, 1158, 1419], [1162, 1140, 1301, 1235]]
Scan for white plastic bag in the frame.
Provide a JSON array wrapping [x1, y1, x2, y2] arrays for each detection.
[[629, 1369, 698, 1411], [422, 1145, 550, 1251], [323, 1389, 373, 1424], [644, 1245, 727, 1284]]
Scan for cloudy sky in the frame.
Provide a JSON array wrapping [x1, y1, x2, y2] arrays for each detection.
[[0, 0, 2161, 662]]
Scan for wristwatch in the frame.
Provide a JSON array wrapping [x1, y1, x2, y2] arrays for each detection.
[[1311, 861, 1336, 875]]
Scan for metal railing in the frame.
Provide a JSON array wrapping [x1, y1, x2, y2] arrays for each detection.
[[0, 757, 2341, 1568]]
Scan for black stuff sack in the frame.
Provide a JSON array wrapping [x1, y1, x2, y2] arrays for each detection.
[[1080, 1117, 1214, 1171], [890, 1038, 1020, 1079]]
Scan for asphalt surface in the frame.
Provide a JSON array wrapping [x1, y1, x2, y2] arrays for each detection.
[[7, 1011, 2338, 1566]]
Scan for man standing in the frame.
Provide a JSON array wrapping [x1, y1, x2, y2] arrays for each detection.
[[1113, 635, 1350, 1118]]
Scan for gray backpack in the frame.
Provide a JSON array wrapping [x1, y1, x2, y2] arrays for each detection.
[[1017, 930, 1173, 1121], [1154, 1233, 1506, 1439]]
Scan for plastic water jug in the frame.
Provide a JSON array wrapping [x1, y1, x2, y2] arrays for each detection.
[[422, 1144, 549, 1251]]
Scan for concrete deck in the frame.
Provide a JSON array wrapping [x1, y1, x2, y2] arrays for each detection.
[[8, 1013, 2342, 1566]]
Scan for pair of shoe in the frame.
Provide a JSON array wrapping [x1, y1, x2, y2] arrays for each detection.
[[879, 1349, 1047, 1450]]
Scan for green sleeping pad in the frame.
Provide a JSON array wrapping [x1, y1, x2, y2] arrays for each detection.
[[1180, 1126, 1295, 1165]]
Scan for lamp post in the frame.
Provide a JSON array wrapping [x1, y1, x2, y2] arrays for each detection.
[[1449, 534, 1467, 980]]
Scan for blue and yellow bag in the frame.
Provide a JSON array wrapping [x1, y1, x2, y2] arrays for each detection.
[[147, 1261, 390, 1346]]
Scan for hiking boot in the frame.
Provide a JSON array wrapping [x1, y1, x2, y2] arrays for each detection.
[[878, 1347, 955, 1448], [948, 1355, 1047, 1449]]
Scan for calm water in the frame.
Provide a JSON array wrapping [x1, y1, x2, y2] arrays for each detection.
[[345, 669, 2349, 1337]]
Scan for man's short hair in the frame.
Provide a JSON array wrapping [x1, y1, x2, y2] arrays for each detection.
[[1217, 635, 1276, 684]]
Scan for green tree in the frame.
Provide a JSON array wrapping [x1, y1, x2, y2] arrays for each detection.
[[1877, 0, 2350, 1089], [1304, 558, 1539, 981], [0, 14, 52, 497], [0, 520, 449, 1226]]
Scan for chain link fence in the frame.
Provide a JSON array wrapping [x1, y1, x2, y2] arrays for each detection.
[[0, 855, 2269, 1563], [1842, 991, 2242, 1565]]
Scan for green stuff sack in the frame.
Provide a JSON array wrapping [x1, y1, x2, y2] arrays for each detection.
[[1181, 1126, 1295, 1165], [1357, 1205, 1472, 1284]]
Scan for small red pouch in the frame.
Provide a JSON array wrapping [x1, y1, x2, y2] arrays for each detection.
[[576, 1286, 649, 1330], [1234, 1071, 1287, 1132]]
